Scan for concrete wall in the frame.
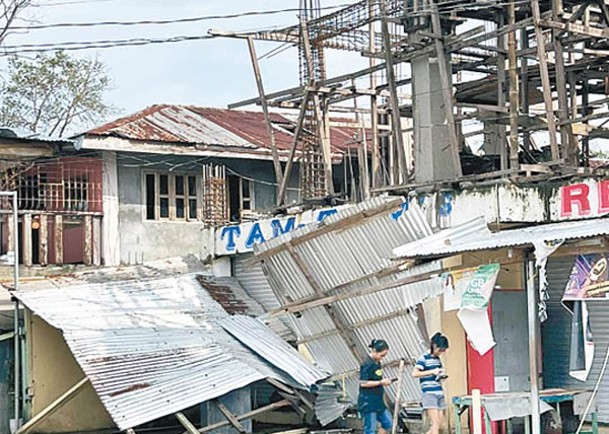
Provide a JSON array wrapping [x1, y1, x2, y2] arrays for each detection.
[[114, 154, 301, 264], [26, 312, 113, 433]]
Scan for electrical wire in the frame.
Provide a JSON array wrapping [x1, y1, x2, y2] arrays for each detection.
[[12, 3, 356, 30], [0, 0, 535, 56]]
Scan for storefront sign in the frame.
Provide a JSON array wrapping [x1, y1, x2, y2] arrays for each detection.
[[563, 254, 609, 301], [216, 201, 411, 256], [560, 180, 609, 218]]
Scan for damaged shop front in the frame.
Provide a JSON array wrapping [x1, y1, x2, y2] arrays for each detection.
[[8, 271, 342, 434], [392, 215, 609, 434], [248, 197, 608, 434]]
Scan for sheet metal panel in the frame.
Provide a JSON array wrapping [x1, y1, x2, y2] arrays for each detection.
[[393, 216, 609, 259], [221, 315, 329, 386], [253, 198, 442, 407], [14, 274, 325, 430]]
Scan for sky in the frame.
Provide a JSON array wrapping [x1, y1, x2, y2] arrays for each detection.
[[1, 0, 367, 121]]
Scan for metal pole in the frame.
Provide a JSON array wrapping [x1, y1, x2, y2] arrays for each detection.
[[526, 257, 540, 434], [12, 191, 20, 430]]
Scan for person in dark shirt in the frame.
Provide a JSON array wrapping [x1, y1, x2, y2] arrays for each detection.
[[412, 333, 450, 434], [358, 339, 393, 434]]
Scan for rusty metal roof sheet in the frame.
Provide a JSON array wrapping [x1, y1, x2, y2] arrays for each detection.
[[86, 104, 367, 155], [392, 216, 609, 258], [13, 273, 328, 431]]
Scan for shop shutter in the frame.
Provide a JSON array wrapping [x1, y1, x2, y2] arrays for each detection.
[[543, 256, 609, 422]]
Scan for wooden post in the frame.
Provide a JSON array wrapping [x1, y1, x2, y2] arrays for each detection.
[[391, 360, 406, 434], [526, 258, 541, 434], [15, 378, 88, 434], [22, 214, 32, 267], [54, 215, 63, 265], [84, 215, 92, 266], [39, 215, 48, 266], [531, 0, 560, 161], [370, 96, 381, 189], [277, 93, 309, 205], [552, 0, 577, 165], [353, 79, 370, 200], [247, 36, 284, 198], [430, 0, 463, 177], [380, 0, 408, 183], [472, 389, 482, 434], [497, 11, 509, 171], [520, 27, 531, 152], [92, 216, 101, 266], [508, 1, 520, 170]]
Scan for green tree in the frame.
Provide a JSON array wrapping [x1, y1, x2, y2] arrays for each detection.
[[0, 51, 114, 136]]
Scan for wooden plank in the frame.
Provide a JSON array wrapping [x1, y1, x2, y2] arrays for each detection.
[[84, 215, 92, 266], [54, 215, 63, 265], [277, 93, 309, 205], [92, 216, 101, 266], [380, 0, 407, 182], [391, 360, 406, 434], [285, 241, 361, 360], [39, 215, 48, 266], [267, 267, 439, 318], [16, 378, 88, 434], [22, 214, 32, 267], [531, 0, 560, 160], [430, 0, 463, 177], [539, 19, 609, 38], [247, 36, 284, 197], [176, 412, 200, 434], [213, 401, 246, 433]]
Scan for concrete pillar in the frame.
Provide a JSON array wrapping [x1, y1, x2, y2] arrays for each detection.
[[412, 54, 460, 183]]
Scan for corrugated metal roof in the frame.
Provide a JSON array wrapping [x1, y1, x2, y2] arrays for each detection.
[[221, 315, 329, 386], [0, 126, 73, 144], [393, 216, 609, 259], [196, 275, 265, 316], [87, 104, 368, 155], [252, 197, 444, 406], [13, 273, 327, 431]]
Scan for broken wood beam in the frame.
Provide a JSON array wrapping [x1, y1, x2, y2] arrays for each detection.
[[247, 36, 284, 194], [176, 412, 200, 434], [532, 0, 561, 161], [214, 401, 246, 433], [193, 399, 292, 434], [16, 378, 88, 434]]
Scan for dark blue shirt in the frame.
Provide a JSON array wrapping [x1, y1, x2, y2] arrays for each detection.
[[358, 356, 386, 413]]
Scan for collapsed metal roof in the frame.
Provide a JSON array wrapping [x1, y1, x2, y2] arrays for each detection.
[[392, 216, 609, 259], [253, 197, 444, 405], [13, 273, 328, 431]]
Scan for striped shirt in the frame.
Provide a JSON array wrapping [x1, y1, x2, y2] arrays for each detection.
[[415, 352, 444, 394]]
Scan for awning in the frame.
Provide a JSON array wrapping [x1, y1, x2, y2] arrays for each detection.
[[393, 216, 609, 259]]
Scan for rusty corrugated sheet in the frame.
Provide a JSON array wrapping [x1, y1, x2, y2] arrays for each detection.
[[14, 274, 327, 431], [87, 104, 369, 154]]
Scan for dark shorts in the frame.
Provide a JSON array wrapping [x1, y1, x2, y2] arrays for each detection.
[[422, 393, 446, 409]]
